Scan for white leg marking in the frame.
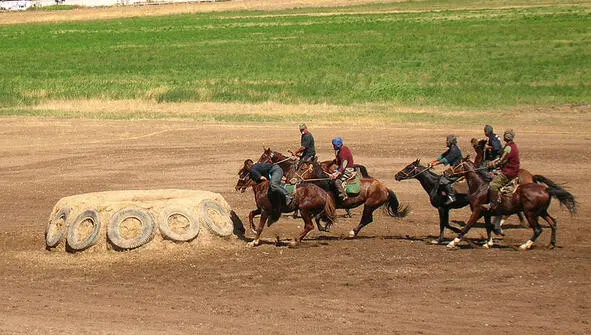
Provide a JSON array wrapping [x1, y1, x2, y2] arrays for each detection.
[[519, 240, 534, 250], [447, 237, 461, 248]]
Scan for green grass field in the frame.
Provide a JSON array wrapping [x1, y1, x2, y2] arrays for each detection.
[[0, 0, 589, 120]]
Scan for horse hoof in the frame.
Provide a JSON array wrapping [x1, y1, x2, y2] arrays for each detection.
[[431, 239, 443, 245], [288, 240, 299, 248], [348, 230, 356, 238], [247, 240, 259, 248], [519, 240, 534, 250], [446, 237, 461, 249]]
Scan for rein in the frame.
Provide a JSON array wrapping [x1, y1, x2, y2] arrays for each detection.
[[400, 166, 432, 179]]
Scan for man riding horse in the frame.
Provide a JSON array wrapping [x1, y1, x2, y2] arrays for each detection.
[[481, 129, 520, 235], [292, 123, 316, 168], [429, 134, 464, 206], [330, 137, 355, 201], [242, 159, 294, 206], [482, 124, 503, 165]]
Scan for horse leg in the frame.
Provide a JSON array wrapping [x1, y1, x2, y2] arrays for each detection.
[[541, 210, 558, 248], [291, 209, 314, 247], [247, 211, 268, 247], [248, 208, 262, 234], [344, 209, 352, 218], [519, 212, 543, 250], [349, 206, 376, 238], [447, 208, 483, 248], [517, 211, 528, 228], [483, 214, 494, 249], [435, 207, 461, 244]]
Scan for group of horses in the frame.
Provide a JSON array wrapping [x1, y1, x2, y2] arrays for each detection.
[[236, 139, 576, 250]]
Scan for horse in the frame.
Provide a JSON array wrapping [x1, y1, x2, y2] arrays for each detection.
[[258, 147, 372, 181], [445, 158, 576, 250], [395, 159, 467, 244], [236, 162, 337, 247], [295, 160, 409, 237], [257, 147, 370, 218]]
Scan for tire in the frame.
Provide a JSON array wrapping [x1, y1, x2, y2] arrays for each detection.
[[108, 208, 156, 250], [66, 209, 101, 252], [199, 200, 233, 237], [46, 207, 70, 248], [158, 207, 200, 242]]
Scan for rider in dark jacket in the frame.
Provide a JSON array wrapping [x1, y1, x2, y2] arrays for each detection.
[[293, 123, 316, 167], [245, 159, 293, 206], [483, 124, 503, 164], [429, 135, 463, 206]]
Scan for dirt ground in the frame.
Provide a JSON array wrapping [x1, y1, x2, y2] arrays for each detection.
[[0, 110, 589, 334]]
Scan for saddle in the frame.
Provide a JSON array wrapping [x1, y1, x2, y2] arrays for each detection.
[[343, 171, 361, 195], [500, 177, 519, 196]]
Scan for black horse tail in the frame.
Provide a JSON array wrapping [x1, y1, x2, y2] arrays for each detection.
[[385, 189, 410, 218], [355, 164, 371, 178], [533, 175, 577, 215]]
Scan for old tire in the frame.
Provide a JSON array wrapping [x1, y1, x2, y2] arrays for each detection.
[[66, 209, 101, 252], [158, 207, 200, 242], [108, 208, 155, 250], [199, 200, 233, 237], [46, 207, 70, 248]]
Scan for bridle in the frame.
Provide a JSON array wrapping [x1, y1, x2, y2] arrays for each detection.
[[292, 162, 331, 183], [260, 151, 293, 165], [398, 164, 432, 179]]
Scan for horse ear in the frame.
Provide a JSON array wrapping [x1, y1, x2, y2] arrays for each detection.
[[415, 158, 420, 163]]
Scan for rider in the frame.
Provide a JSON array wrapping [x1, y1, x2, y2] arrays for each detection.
[[429, 134, 464, 206], [483, 124, 503, 164], [244, 159, 293, 206], [482, 129, 520, 235], [293, 123, 316, 166], [330, 137, 355, 200]]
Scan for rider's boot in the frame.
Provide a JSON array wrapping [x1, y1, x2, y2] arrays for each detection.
[[443, 184, 456, 206], [285, 194, 294, 207], [489, 190, 504, 236], [335, 180, 348, 200]]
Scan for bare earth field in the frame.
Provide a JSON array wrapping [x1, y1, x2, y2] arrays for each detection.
[[0, 107, 590, 334]]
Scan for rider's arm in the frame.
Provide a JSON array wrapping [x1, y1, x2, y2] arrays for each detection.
[[492, 146, 511, 168]]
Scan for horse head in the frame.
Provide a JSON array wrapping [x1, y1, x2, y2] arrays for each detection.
[[394, 159, 424, 181], [443, 157, 475, 178], [235, 160, 254, 192]]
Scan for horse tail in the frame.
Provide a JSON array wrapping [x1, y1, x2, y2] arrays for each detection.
[[533, 175, 577, 215], [385, 189, 410, 218], [355, 164, 371, 178]]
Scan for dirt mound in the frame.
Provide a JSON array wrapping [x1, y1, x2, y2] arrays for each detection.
[[45, 189, 245, 252]]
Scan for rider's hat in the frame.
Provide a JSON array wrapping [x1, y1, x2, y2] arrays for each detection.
[[299, 123, 307, 130], [503, 129, 515, 141]]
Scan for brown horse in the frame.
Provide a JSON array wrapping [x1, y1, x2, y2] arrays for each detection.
[[236, 162, 336, 247], [295, 160, 409, 237], [445, 158, 576, 250]]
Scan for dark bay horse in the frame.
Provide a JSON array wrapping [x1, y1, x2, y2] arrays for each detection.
[[446, 158, 576, 250], [236, 163, 336, 247], [395, 159, 467, 244], [295, 160, 409, 237]]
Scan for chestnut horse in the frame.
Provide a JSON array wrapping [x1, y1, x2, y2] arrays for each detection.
[[295, 160, 409, 237], [471, 138, 534, 183], [446, 158, 576, 250], [236, 163, 336, 247]]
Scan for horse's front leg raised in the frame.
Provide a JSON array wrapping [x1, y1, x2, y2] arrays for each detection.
[[447, 208, 483, 248], [248, 208, 262, 234], [247, 211, 268, 247]]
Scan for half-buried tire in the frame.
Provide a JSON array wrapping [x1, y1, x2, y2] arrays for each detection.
[[46, 207, 70, 248], [66, 209, 101, 252], [108, 208, 155, 250], [199, 199, 233, 237], [159, 207, 200, 242]]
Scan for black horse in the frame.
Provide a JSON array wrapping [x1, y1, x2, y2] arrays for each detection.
[[395, 159, 467, 244]]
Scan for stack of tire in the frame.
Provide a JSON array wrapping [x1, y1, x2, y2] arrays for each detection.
[[45, 189, 242, 252]]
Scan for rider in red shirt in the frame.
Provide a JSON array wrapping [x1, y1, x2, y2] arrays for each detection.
[[330, 137, 355, 200]]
